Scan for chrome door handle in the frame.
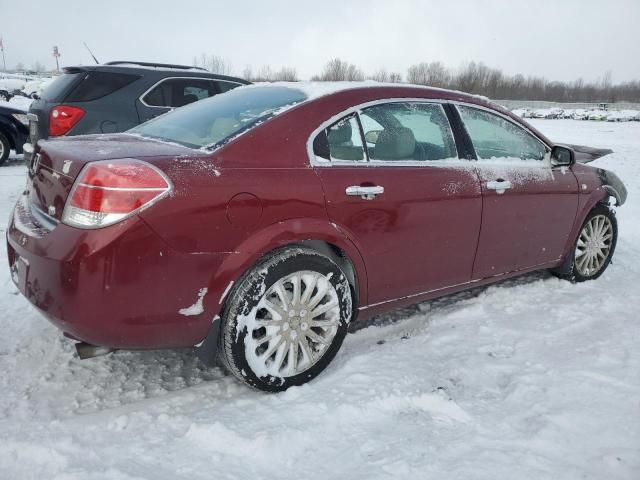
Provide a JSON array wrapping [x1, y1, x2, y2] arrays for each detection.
[[345, 185, 384, 200], [486, 180, 512, 194]]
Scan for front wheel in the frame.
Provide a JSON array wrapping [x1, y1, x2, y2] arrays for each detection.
[[554, 205, 618, 282], [218, 247, 353, 392]]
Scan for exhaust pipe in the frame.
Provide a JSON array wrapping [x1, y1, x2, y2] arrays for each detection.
[[75, 342, 115, 359]]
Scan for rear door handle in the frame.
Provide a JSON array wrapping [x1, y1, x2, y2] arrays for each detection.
[[486, 180, 512, 194], [345, 185, 384, 200]]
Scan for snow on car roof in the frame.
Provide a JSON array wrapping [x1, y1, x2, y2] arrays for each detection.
[[238, 81, 491, 104]]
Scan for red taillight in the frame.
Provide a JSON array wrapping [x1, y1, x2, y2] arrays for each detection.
[[62, 159, 171, 228], [49, 105, 85, 136]]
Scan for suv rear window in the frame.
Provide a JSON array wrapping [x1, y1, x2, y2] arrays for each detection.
[[130, 86, 307, 149], [65, 71, 141, 102], [40, 73, 83, 102]]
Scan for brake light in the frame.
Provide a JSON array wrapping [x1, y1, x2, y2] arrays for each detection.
[[62, 159, 171, 228], [49, 105, 85, 136]]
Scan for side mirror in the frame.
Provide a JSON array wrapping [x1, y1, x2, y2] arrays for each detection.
[[551, 145, 575, 167]]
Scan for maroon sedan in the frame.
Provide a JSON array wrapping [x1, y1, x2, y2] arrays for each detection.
[[7, 83, 627, 391]]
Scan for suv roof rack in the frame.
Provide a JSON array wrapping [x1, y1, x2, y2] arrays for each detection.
[[104, 61, 208, 72]]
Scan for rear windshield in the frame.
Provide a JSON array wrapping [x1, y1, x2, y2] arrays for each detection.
[[66, 71, 141, 102], [129, 86, 307, 149], [40, 73, 83, 101]]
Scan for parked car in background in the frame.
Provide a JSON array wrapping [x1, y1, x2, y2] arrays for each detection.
[[24, 61, 250, 164], [0, 103, 29, 164], [587, 110, 608, 121], [0, 78, 26, 102], [21, 77, 55, 99], [8, 83, 627, 392]]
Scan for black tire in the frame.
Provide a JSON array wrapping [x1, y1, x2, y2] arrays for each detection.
[[552, 204, 618, 282], [218, 246, 353, 392], [0, 131, 10, 165]]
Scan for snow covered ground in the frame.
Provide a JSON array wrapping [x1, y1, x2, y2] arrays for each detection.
[[0, 120, 638, 479]]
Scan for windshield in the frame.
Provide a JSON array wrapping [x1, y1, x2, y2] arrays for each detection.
[[130, 86, 307, 149]]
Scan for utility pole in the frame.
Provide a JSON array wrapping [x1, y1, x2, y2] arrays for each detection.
[[53, 45, 60, 72]]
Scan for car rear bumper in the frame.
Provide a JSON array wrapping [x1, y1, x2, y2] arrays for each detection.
[[7, 192, 230, 349]]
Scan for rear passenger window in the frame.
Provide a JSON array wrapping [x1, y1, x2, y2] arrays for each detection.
[[65, 71, 141, 102], [360, 103, 457, 161], [142, 78, 217, 108], [325, 114, 365, 161]]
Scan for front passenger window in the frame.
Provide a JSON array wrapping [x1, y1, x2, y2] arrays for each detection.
[[458, 106, 547, 161]]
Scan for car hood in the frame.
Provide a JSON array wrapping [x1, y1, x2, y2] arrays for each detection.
[[567, 144, 614, 163], [0, 104, 28, 115]]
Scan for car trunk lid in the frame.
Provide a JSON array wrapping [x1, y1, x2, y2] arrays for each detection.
[[28, 133, 197, 222]]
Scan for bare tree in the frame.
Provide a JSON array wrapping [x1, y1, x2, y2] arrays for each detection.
[[241, 65, 298, 82], [389, 72, 403, 83], [407, 62, 450, 87], [193, 53, 233, 75], [369, 69, 390, 82], [15, 62, 24, 71], [402, 60, 639, 102], [313, 58, 364, 81]]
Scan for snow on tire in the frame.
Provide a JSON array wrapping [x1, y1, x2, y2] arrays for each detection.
[[218, 246, 353, 392], [554, 204, 618, 282]]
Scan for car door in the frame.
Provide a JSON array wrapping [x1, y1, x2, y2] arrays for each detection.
[[454, 105, 579, 279], [312, 101, 483, 306], [136, 77, 222, 123]]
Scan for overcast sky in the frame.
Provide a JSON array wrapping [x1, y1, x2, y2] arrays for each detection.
[[1, 0, 638, 83]]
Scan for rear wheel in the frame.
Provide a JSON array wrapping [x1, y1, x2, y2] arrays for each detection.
[[0, 131, 10, 165], [218, 247, 353, 392], [554, 205, 617, 282]]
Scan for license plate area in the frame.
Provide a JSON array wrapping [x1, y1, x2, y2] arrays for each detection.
[[10, 254, 29, 294]]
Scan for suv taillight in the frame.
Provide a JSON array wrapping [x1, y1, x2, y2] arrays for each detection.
[[62, 159, 171, 228], [49, 105, 85, 136]]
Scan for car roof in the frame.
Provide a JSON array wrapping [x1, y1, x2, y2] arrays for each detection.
[[62, 62, 250, 84], [0, 104, 28, 114], [226, 81, 553, 151], [242, 81, 491, 106]]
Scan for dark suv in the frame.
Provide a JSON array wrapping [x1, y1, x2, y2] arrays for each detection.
[[25, 61, 249, 163], [0, 103, 29, 165]]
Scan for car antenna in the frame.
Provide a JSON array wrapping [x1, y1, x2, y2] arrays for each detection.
[[83, 42, 100, 64]]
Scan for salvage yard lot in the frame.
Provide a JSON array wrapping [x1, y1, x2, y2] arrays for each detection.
[[0, 119, 638, 479]]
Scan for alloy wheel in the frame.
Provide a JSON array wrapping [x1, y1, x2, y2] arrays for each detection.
[[574, 214, 613, 277], [243, 270, 341, 378]]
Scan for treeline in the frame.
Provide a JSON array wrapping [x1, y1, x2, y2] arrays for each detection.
[[194, 54, 640, 103]]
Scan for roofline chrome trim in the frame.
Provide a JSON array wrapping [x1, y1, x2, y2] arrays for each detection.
[[305, 97, 462, 168], [138, 77, 244, 109]]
